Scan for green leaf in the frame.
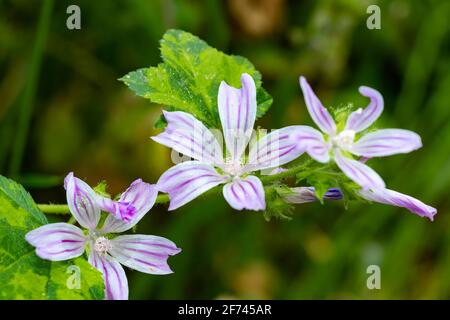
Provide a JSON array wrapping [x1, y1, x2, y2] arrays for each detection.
[[263, 185, 295, 221], [93, 180, 110, 198], [0, 175, 105, 300], [120, 29, 273, 128]]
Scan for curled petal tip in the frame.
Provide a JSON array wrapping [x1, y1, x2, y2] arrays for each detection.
[[345, 86, 384, 132], [425, 207, 437, 222], [167, 202, 179, 211], [358, 86, 383, 100]]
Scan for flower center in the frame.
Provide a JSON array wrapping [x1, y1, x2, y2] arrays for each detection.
[[94, 236, 111, 255], [223, 158, 243, 177], [332, 129, 355, 150]]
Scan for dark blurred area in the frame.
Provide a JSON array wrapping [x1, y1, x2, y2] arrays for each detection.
[[1, 0, 450, 299]]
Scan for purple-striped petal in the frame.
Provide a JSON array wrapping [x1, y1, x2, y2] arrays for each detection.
[[157, 161, 227, 211], [97, 198, 135, 223], [291, 125, 331, 163], [351, 129, 422, 157], [64, 172, 101, 230], [358, 188, 437, 221], [223, 176, 265, 211], [345, 86, 384, 133], [218, 73, 257, 160], [25, 223, 86, 261], [89, 251, 128, 300], [299, 76, 336, 135], [285, 187, 343, 203], [100, 180, 158, 234], [151, 111, 223, 165], [109, 235, 181, 275], [246, 126, 306, 172], [334, 150, 385, 190]]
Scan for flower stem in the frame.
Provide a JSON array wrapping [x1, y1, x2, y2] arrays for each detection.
[[37, 161, 316, 214], [260, 159, 313, 184], [38, 193, 172, 214], [37, 204, 71, 214]]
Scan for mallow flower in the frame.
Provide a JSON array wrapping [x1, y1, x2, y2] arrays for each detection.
[[25, 173, 181, 300], [152, 73, 305, 211], [291, 78, 436, 220], [295, 76, 423, 190]]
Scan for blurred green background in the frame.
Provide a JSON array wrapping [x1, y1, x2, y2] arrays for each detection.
[[1, 0, 449, 299]]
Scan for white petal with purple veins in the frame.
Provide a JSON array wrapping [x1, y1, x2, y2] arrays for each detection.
[[25, 223, 86, 261], [351, 129, 422, 157], [109, 235, 181, 275], [299, 76, 336, 135], [89, 251, 129, 300], [358, 188, 437, 221], [100, 180, 158, 234], [64, 172, 101, 230], [291, 126, 331, 163], [152, 111, 223, 165], [97, 197, 135, 222], [218, 73, 257, 160], [345, 86, 384, 133], [223, 176, 265, 211], [246, 126, 306, 172], [157, 161, 227, 210], [334, 150, 385, 190]]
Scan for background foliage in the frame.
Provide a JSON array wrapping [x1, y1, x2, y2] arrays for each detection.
[[0, 0, 449, 299]]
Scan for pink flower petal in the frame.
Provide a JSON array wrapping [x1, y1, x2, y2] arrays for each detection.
[[25, 223, 86, 261], [218, 73, 257, 160], [291, 125, 330, 163], [157, 161, 227, 210], [246, 126, 306, 172], [89, 251, 129, 300], [100, 180, 158, 234], [64, 172, 101, 230], [299, 76, 336, 135], [223, 176, 265, 211], [351, 129, 422, 157], [152, 111, 223, 165], [109, 235, 181, 275], [334, 150, 385, 190]]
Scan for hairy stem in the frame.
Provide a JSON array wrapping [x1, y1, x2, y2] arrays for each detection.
[[259, 159, 313, 184]]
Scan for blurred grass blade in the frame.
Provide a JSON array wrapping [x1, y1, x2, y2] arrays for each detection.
[[8, 0, 54, 177], [17, 173, 62, 189]]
